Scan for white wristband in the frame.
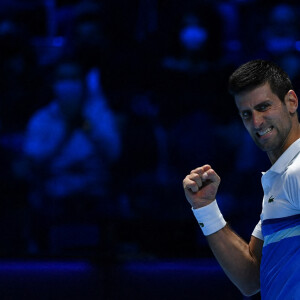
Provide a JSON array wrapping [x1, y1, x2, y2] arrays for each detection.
[[192, 200, 226, 236]]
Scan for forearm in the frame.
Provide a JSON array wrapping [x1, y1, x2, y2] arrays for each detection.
[[183, 166, 261, 296], [207, 225, 261, 296]]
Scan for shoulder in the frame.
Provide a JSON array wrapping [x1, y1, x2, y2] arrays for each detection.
[[284, 154, 300, 207], [27, 101, 60, 129], [286, 153, 300, 176], [31, 101, 58, 118]]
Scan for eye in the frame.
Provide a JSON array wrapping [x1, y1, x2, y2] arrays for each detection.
[[257, 103, 270, 111], [240, 111, 251, 120]]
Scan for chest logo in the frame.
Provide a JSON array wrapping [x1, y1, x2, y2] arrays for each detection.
[[268, 195, 275, 203]]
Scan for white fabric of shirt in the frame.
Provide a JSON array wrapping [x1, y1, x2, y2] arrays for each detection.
[[252, 138, 300, 240]]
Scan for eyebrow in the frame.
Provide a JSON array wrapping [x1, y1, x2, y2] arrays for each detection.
[[238, 100, 272, 117], [253, 100, 272, 110], [240, 100, 271, 111]]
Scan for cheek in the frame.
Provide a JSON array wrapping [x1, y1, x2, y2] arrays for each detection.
[[242, 120, 252, 132], [281, 116, 293, 132]]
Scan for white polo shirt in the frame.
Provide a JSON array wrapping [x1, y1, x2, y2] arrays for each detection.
[[252, 137, 300, 240], [251, 138, 300, 300]]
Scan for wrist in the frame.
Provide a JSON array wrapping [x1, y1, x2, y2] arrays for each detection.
[[191, 199, 215, 209], [192, 200, 226, 236]]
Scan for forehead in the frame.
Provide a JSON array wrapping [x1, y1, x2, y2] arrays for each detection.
[[234, 83, 279, 111]]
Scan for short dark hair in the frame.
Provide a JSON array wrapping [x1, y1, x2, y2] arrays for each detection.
[[228, 59, 293, 102]]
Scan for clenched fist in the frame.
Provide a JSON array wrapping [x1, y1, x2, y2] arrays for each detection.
[[183, 164, 221, 209]]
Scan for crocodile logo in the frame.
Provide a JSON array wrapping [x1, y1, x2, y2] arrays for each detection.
[[268, 196, 275, 203]]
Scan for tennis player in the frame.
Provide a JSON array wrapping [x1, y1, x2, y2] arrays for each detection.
[[183, 59, 300, 299]]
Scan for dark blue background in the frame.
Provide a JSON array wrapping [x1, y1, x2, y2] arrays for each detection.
[[0, 1, 299, 299]]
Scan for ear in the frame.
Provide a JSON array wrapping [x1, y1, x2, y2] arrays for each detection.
[[285, 90, 298, 114]]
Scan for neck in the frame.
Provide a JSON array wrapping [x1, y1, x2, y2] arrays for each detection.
[[268, 121, 300, 164]]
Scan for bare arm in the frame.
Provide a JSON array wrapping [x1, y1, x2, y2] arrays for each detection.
[[207, 226, 262, 296], [183, 165, 262, 296]]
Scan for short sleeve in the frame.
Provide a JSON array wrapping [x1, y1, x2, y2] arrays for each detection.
[[252, 220, 264, 240], [285, 163, 300, 210]]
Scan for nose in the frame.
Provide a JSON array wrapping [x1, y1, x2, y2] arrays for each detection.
[[252, 111, 264, 129]]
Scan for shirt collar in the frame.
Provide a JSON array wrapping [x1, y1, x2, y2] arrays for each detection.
[[265, 138, 300, 174]]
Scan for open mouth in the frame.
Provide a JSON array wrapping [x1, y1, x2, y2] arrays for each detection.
[[256, 126, 273, 138]]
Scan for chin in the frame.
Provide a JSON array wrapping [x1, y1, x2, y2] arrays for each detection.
[[254, 140, 274, 152]]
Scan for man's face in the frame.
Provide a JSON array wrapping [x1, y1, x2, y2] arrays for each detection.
[[53, 63, 85, 117], [235, 83, 293, 156]]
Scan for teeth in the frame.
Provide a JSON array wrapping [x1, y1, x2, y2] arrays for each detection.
[[258, 127, 272, 136]]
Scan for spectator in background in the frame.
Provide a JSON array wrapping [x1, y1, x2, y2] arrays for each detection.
[[260, 3, 300, 84], [157, 5, 224, 126], [71, 0, 108, 72], [22, 58, 121, 253], [155, 4, 237, 186], [55, 0, 110, 100]]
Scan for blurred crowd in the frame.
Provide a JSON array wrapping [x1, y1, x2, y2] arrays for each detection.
[[0, 0, 300, 261]]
